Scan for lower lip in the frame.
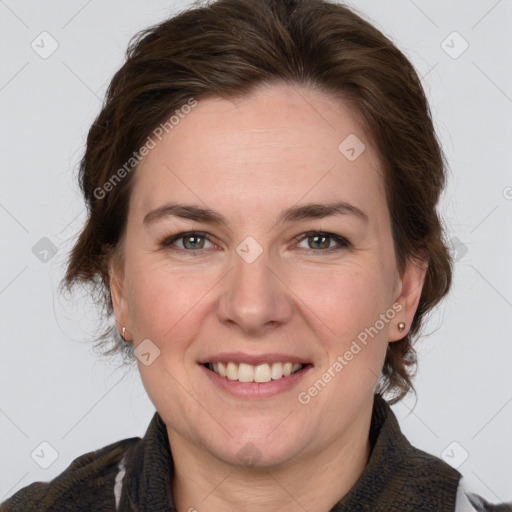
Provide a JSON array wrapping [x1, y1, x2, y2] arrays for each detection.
[[199, 364, 312, 399]]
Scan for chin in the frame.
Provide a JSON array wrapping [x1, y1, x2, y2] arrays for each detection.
[[213, 439, 302, 469], [200, 420, 309, 469]]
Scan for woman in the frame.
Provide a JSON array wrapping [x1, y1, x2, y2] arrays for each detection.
[[1, 0, 510, 510]]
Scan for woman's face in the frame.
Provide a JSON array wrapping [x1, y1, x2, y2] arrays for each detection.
[[110, 83, 426, 468]]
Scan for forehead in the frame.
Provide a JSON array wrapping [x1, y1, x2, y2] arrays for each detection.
[[132, 83, 387, 223]]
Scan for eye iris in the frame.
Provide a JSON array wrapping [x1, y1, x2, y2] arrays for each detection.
[[310, 234, 330, 249], [184, 234, 204, 249]]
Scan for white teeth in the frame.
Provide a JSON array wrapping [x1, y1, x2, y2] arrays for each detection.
[[291, 363, 302, 373], [254, 363, 272, 383], [226, 361, 238, 380], [217, 361, 227, 377], [238, 363, 254, 382], [208, 361, 304, 382], [271, 362, 283, 380]]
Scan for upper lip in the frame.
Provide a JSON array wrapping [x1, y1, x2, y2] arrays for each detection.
[[198, 352, 312, 365]]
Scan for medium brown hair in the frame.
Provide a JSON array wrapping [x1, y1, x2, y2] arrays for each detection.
[[62, 0, 453, 404]]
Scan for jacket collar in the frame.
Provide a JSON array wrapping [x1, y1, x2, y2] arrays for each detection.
[[331, 394, 462, 511]]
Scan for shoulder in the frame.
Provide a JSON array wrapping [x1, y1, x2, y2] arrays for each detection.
[[455, 481, 512, 512], [403, 447, 512, 511], [0, 436, 140, 512]]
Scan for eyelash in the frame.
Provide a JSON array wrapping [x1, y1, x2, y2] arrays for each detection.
[[159, 231, 351, 256]]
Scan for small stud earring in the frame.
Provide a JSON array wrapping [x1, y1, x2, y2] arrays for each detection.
[[121, 326, 126, 341], [398, 322, 406, 332]]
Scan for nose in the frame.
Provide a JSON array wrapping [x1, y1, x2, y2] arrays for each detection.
[[217, 246, 293, 336]]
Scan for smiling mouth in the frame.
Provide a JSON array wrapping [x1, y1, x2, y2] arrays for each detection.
[[203, 361, 308, 383]]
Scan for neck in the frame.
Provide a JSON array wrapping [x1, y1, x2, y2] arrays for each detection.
[[169, 406, 373, 512]]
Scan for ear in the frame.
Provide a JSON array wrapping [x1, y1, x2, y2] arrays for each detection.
[[108, 251, 132, 342], [388, 255, 428, 342]]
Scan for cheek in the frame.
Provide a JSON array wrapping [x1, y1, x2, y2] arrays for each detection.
[[297, 262, 390, 334], [125, 258, 195, 341], [299, 263, 391, 379], [125, 255, 227, 355], [289, 264, 391, 414], [127, 253, 392, 334]]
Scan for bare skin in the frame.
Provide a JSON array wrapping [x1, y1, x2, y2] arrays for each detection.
[[110, 82, 427, 511]]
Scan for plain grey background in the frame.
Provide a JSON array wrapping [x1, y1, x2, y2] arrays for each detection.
[[1, 0, 511, 504]]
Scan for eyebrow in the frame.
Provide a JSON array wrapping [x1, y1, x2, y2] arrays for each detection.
[[143, 200, 368, 228]]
